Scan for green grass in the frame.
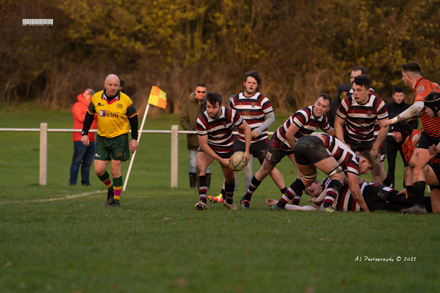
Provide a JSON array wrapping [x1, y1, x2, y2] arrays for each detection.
[[0, 105, 439, 292]]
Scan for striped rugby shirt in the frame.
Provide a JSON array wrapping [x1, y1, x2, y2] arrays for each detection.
[[273, 106, 331, 151], [196, 106, 243, 155], [229, 92, 273, 143], [412, 76, 440, 137], [317, 133, 360, 176], [336, 93, 388, 142]]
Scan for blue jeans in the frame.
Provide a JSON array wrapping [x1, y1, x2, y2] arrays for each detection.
[[69, 141, 95, 185]]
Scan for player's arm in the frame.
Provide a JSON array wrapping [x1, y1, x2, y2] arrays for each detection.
[[198, 134, 229, 166], [383, 101, 424, 126], [371, 120, 389, 157], [128, 115, 139, 153], [347, 172, 370, 212], [237, 120, 251, 165], [285, 123, 300, 150], [252, 112, 275, 138], [81, 103, 95, 146], [324, 127, 335, 137], [334, 115, 347, 146]]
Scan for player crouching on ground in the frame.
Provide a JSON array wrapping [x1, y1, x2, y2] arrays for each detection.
[[194, 92, 251, 210], [271, 133, 376, 212]]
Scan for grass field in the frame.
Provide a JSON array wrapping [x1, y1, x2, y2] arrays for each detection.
[[1, 104, 439, 292]]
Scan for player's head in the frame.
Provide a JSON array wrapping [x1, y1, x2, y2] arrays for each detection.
[[104, 74, 120, 97], [206, 92, 223, 119], [350, 66, 368, 85], [195, 83, 207, 100], [358, 151, 376, 175], [424, 92, 440, 118], [402, 62, 421, 88], [391, 122, 413, 143], [243, 70, 262, 95], [392, 87, 405, 104], [313, 93, 332, 118], [338, 84, 350, 99], [352, 75, 371, 104], [304, 180, 323, 198]]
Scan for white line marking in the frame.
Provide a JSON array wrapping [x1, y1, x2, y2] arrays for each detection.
[[0, 191, 104, 205]]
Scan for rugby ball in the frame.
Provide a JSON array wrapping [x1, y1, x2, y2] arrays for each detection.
[[229, 151, 246, 171]]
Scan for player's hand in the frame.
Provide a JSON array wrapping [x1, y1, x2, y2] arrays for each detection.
[[243, 151, 250, 166], [428, 144, 438, 156], [370, 147, 379, 159], [382, 119, 392, 127], [397, 188, 407, 198], [129, 139, 138, 153], [307, 198, 320, 203], [251, 129, 259, 138], [81, 135, 90, 146], [412, 134, 420, 147]]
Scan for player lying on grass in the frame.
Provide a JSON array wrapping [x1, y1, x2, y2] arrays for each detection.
[[270, 133, 376, 212], [266, 177, 433, 212], [194, 92, 251, 211]]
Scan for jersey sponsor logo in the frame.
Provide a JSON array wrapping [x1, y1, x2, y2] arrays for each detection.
[[99, 110, 119, 118], [94, 153, 100, 157], [416, 86, 425, 91], [117, 103, 123, 109]]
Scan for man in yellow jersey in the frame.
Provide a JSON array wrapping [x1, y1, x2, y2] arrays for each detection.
[[81, 74, 139, 207]]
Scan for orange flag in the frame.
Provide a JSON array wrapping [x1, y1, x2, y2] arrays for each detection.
[[148, 86, 167, 109]]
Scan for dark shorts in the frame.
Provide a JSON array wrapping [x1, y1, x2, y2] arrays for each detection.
[[95, 134, 130, 161], [234, 138, 269, 164], [293, 136, 331, 165], [428, 163, 440, 190], [362, 184, 406, 212], [417, 131, 440, 150], [265, 137, 293, 165], [344, 134, 374, 153], [197, 146, 233, 159]]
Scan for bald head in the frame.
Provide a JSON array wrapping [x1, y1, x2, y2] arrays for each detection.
[[104, 74, 120, 97]]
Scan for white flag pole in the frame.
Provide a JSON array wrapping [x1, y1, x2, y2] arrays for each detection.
[[123, 103, 150, 191]]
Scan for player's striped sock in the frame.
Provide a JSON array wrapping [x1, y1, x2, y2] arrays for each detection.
[[243, 176, 261, 201], [224, 182, 235, 204], [278, 179, 305, 208], [98, 171, 113, 191], [113, 176, 122, 202], [199, 175, 208, 202], [323, 179, 343, 208]]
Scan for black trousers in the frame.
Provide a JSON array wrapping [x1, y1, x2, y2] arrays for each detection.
[[386, 140, 407, 187]]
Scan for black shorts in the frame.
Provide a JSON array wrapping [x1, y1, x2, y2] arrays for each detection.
[[197, 146, 233, 159], [344, 134, 374, 153], [428, 163, 440, 190], [265, 137, 293, 165], [293, 136, 331, 165], [417, 131, 440, 150], [234, 138, 268, 164], [362, 184, 405, 212]]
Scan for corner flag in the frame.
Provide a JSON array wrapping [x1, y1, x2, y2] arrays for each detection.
[[148, 86, 167, 109]]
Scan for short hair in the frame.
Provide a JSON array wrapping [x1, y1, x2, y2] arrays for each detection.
[[359, 151, 378, 173], [196, 83, 206, 89], [244, 70, 262, 86], [353, 75, 371, 89], [352, 66, 368, 77], [206, 92, 223, 107], [317, 93, 332, 104], [402, 62, 421, 74], [393, 87, 404, 94]]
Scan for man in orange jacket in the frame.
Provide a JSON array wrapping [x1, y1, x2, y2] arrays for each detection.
[[70, 89, 97, 186]]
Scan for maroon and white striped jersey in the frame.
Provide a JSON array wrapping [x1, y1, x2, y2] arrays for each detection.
[[196, 107, 243, 155], [273, 106, 331, 151], [317, 133, 360, 176], [229, 92, 273, 143], [336, 94, 388, 142]]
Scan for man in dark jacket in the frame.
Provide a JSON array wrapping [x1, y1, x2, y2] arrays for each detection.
[[180, 84, 211, 188], [385, 87, 418, 187], [327, 84, 350, 127]]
